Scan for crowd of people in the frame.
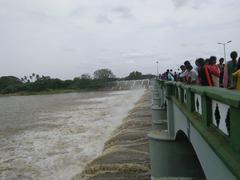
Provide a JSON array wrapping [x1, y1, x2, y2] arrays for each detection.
[[160, 51, 240, 91]]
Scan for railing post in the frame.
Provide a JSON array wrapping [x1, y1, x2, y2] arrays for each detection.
[[186, 86, 194, 112], [230, 107, 240, 153], [166, 82, 175, 97], [159, 80, 165, 107], [201, 95, 212, 126]]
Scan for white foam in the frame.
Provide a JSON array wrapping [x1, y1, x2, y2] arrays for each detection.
[[0, 89, 145, 180]]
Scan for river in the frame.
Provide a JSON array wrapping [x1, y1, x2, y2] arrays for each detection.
[[0, 90, 145, 180]]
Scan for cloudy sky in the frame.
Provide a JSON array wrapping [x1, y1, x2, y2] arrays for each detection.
[[0, 0, 240, 79]]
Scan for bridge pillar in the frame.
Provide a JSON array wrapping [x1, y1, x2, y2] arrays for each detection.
[[149, 80, 205, 179], [151, 80, 168, 131], [151, 105, 167, 130]]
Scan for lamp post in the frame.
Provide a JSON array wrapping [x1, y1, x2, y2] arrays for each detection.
[[218, 40, 232, 63], [156, 61, 159, 78]]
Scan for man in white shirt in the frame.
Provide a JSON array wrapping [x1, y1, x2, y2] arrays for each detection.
[[186, 65, 198, 84]]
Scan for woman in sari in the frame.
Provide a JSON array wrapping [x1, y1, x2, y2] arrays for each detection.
[[207, 56, 220, 87]]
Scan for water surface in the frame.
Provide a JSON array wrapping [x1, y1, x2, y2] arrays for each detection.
[[0, 90, 144, 180]]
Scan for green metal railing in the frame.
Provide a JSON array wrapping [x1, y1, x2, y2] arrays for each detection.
[[157, 80, 240, 179]]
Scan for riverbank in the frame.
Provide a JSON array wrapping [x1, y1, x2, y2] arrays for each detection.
[[0, 79, 150, 97], [0, 88, 109, 97], [72, 90, 152, 180], [0, 89, 77, 97]]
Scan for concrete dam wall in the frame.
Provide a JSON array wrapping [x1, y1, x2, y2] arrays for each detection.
[[110, 79, 150, 90], [72, 91, 152, 180]]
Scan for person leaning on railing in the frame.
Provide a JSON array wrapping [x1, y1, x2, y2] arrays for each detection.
[[166, 69, 174, 81], [179, 65, 188, 82], [223, 51, 238, 89], [207, 56, 220, 87], [218, 57, 225, 87], [186, 64, 198, 84], [195, 58, 209, 86], [179, 61, 192, 83], [232, 57, 240, 91]]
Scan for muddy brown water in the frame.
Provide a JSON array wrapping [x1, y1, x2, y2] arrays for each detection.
[[0, 90, 145, 180]]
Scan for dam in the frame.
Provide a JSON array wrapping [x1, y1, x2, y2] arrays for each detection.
[[1, 79, 240, 179], [73, 89, 152, 180], [0, 79, 150, 180], [76, 79, 240, 180]]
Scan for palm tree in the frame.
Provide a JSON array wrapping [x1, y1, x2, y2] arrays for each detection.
[[32, 73, 35, 82], [21, 78, 24, 83], [24, 76, 28, 82], [36, 74, 40, 80]]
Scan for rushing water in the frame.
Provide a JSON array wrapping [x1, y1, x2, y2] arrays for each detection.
[[0, 90, 145, 180]]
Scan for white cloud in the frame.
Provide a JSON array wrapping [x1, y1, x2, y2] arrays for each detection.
[[171, 0, 208, 9], [0, 0, 239, 78], [96, 15, 112, 24], [171, 0, 190, 8]]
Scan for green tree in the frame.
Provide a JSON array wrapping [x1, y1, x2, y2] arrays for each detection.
[[0, 76, 22, 93], [36, 74, 40, 80], [81, 74, 91, 80], [24, 76, 28, 83], [126, 71, 143, 80], [73, 77, 81, 81], [32, 73, 36, 82], [93, 68, 115, 80]]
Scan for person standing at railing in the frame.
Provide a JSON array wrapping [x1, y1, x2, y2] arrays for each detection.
[[179, 61, 191, 82], [232, 58, 240, 90], [204, 58, 214, 86], [173, 71, 178, 81], [179, 65, 187, 82], [166, 69, 174, 81], [207, 56, 220, 87], [186, 64, 198, 84], [195, 58, 209, 86], [218, 58, 225, 87], [223, 51, 238, 89]]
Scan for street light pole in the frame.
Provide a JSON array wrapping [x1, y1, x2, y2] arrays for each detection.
[[156, 61, 159, 78], [218, 40, 232, 63]]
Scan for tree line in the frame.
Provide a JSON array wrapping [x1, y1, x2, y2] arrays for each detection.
[[0, 69, 154, 94]]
